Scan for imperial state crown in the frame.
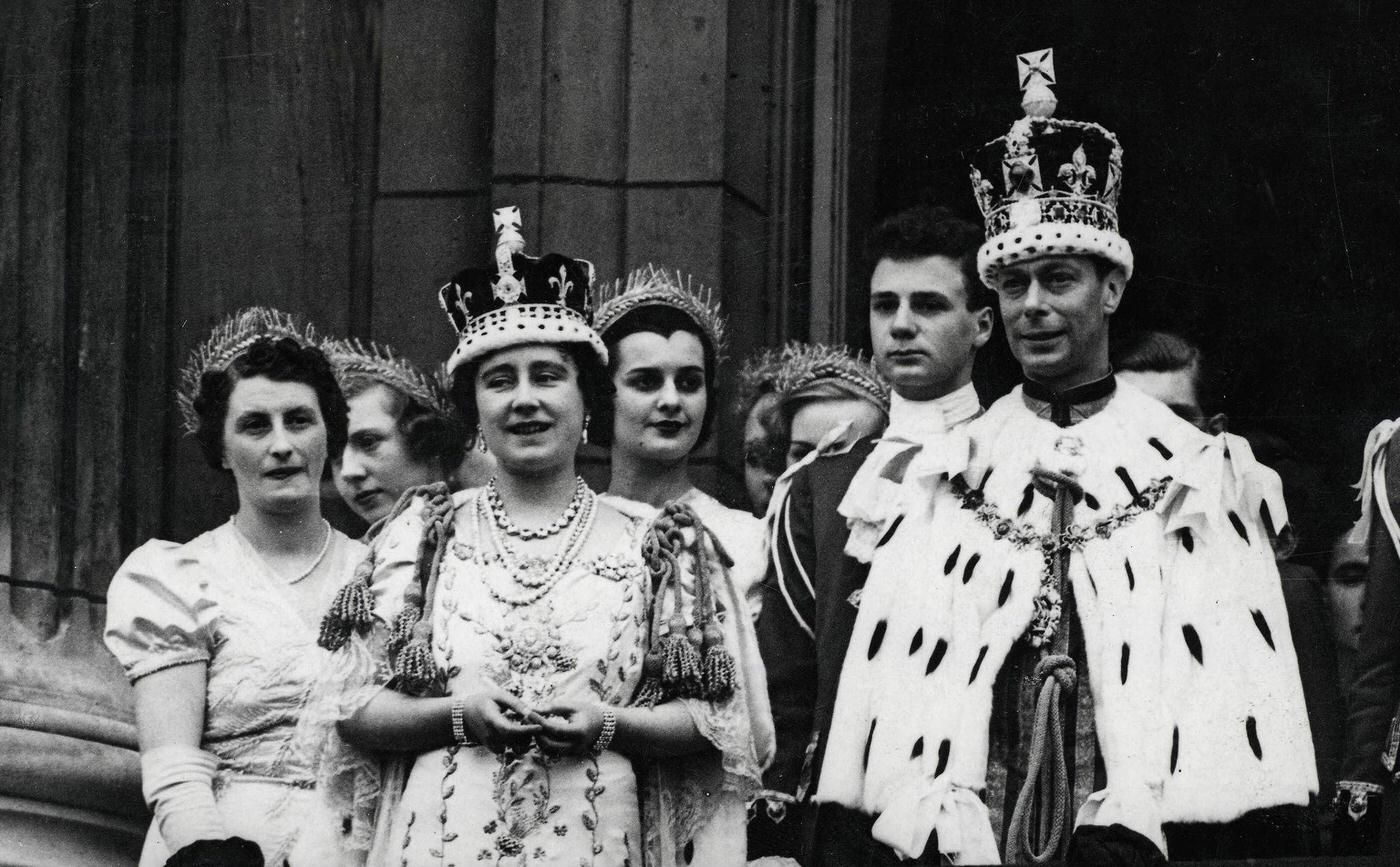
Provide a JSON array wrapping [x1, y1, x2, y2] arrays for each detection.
[[969, 49, 1133, 286]]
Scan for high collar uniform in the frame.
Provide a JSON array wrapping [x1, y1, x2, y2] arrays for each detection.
[[817, 377, 1317, 864]]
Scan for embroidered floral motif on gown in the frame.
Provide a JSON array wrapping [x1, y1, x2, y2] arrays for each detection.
[[104, 522, 368, 867], [368, 492, 644, 866], [350, 489, 772, 867]]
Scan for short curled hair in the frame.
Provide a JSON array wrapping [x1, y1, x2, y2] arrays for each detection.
[[863, 205, 995, 311], [192, 336, 349, 472], [1112, 329, 1221, 415], [448, 343, 614, 441], [342, 378, 469, 475], [589, 305, 718, 448]]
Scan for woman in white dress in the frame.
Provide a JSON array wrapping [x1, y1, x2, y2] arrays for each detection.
[[318, 208, 769, 867], [104, 308, 368, 866], [591, 265, 769, 617]]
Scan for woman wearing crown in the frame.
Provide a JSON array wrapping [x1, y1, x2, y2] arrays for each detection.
[[103, 309, 369, 866], [317, 208, 770, 866]]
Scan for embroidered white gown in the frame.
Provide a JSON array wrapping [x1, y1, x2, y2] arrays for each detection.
[[375, 493, 652, 866], [104, 521, 368, 867], [355, 488, 773, 867]]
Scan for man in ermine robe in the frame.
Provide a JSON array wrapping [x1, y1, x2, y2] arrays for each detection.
[[815, 50, 1317, 864]]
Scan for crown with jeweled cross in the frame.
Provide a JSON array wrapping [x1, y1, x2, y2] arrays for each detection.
[[969, 48, 1132, 286], [437, 205, 605, 374]]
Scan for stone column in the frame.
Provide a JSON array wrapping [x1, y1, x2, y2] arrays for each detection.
[[491, 0, 805, 500], [1, 0, 146, 862]]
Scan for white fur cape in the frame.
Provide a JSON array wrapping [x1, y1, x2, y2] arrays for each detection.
[[815, 381, 1317, 863]]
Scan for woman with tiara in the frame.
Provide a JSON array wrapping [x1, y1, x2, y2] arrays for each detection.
[[322, 337, 486, 533], [317, 208, 770, 866], [104, 308, 368, 866], [591, 264, 769, 617]]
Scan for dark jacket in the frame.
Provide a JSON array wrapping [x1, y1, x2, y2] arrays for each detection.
[[749, 439, 875, 860], [1342, 432, 1400, 851]]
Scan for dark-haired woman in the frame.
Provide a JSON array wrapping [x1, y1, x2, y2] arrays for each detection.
[[591, 266, 774, 861], [104, 308, 368, 866], [592, 266, 769, 616], [324, 338, 489, 530], [318, 211, 769, 866]]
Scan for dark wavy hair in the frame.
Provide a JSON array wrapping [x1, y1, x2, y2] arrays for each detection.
[[192, 336, 349, 472], [448, 342, 614, 441], [341, 378, 469, 475], [588, 305, 718, 448], [863, 205, 995, 311]]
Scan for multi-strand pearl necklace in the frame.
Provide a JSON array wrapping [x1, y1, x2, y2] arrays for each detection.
[[477, 481, 597, 607], [486, 476, 587, 540]]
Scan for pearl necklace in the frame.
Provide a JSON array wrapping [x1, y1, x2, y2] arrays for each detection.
[[232, 516, 333, 585], [476, 485, 596, 607], [487, 476, 587, 540]]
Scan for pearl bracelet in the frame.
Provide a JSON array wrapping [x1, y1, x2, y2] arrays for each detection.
[[450, 696, 471, 745], [591, 708, 617, 754]]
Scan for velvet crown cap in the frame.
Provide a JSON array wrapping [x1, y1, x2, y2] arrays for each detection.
[[969, 49, 1133, 286], [438, 206, 606, 374]]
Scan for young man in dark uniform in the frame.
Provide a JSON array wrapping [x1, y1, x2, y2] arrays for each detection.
[[750, 205, 993, 864]]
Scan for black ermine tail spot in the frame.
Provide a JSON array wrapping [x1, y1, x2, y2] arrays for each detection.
[[909, 628, 924, 655], [1170, 726, 1180, 774], [980, 467, 995, 488], [998, 570, 1015, 607], [911, 736, 925, 759], [1148, 437, 1173, 460], [862, 719, 877, 770], [943, 545, 961, 575], [868, 620, 887, 660], [962, 552, 981, 584], [1182, 624, 1203, 664], [684, 841, 695, 864], [1017, 483, 1035, 517], [1246, 716, 1263, 760], [1228, 510, 1249, 544], [1259, 500, 1277, 537], [1252, 609, 1275, 650], [1084, 491, 1100, 510], [935, 739, 951, 777], [926, 639, 948, 675], [969, 645, 989, 683], [1124, 558, 1135, 591], [1120, 643, 1131, 684], [877, 514, 905, 548], [1177, 528, 1194, 553], [1115, 467, 1140, 499]]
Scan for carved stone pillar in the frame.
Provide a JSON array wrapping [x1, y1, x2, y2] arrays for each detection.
[[490, 0, 809, 500], [0, 0, 147, 860]]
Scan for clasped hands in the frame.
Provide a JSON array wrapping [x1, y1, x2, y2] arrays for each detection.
[[457, 684, 607, 757]]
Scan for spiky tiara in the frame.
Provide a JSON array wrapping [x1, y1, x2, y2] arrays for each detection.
[[321, 337, 454, 418], [176, 307, 318, 435], [768, 341, 890, 410], [592, 264, 727, 361]]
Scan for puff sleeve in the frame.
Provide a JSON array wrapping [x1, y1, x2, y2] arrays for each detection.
[[104, 539, 216, 682]]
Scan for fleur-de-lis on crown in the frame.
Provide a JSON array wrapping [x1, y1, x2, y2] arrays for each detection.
[[1058, 145, 1096, 194], [548, 265, 573, 304]]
